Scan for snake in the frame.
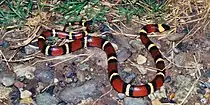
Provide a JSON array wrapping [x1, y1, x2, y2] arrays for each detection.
[[38, 20, 170, 97]]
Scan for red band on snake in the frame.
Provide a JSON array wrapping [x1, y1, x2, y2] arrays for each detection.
[[38, 22, 170, 97]]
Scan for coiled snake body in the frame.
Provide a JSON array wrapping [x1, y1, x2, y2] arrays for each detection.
[[38, 21, 170, 97]]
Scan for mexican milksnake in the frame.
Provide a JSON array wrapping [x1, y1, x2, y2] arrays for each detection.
[[38, 20, 170, 97]]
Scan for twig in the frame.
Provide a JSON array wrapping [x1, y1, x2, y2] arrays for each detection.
[[0, 50, 12, 71], [3, 57, 35, 63], [39, 54, 90, 67], [9, 25, 41, 49], [79, 53, 94, 65]]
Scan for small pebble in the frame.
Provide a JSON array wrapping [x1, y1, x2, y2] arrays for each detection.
[[207, 71, 210, 77], [204, 92, 210, 98], [14, 81, 24, 88], [85, 75, 92, 81], [59, 81, 66, 87], [169, 93, 175, 100], [136, 55, 147, 64], [124, 68, 132, 72], [125, 73, 136, 83], [164, 76, 172, 83], [20, 90, 32, 98], [66, 71, 76, 78], [117, 48, 131, 62], [54, 78, 59, 84], [9, 87, 20, 105], [200, 98, 207, 104], [13, 65, 35, 80], [202, 82, 210, 88], [2, 76, 15, 86], [36, 82, 45, 92], [0, 40, 9, 48], [205, 33, 210, 39], [197, 88, 206, 95], [129, 39, 145, 50], [117, 93, 126, 99], [24, 45, 39, 55]]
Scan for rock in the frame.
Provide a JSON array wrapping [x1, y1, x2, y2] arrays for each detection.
[[112, 35, 132, 50], [24, 45, 39, 55], [36, 93, 59, 105], [9, 87, 21, 105], [54, 78, 59, 84], [20, 90, 32, 98], [197, 88, 206, 95], [124, 73, 136, 83], [36, 82, 45, 93], [0, 71, 15, 86], [117, 93, 126, 99], [129, 39, 145, 50], [154, 86, 167, 99], [167, 33, 185, 41], [34, 68, 54, 83], [201, 82, 210, 88], [207, 71, 210, 77], [124, 97, 148, 105], [14, 81, 24, 88], [0, 40, 9, 48], [59, 81, 101, 104], [164, 76, 172, 83], [136, 54, 147, 64], [1, 74, 15, 86], [13, 65, 35, 80], [200, 97, 208, 104], [124, 67, 132, 72], [117, 48, 131, 62]]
